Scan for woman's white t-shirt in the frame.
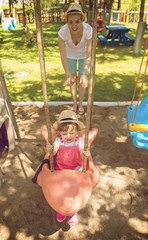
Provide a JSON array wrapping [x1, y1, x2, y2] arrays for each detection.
[[58, 22, 92, 59]]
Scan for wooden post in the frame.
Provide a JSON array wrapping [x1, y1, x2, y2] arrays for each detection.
[[33, 0, 54, 171], [83, 0, 98, 172]]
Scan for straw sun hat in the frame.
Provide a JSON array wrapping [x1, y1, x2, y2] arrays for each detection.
[[53, 110, 85, 131], [66, 2, 84, 18]]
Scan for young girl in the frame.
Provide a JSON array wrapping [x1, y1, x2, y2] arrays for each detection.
[[58, 3, 92, 114], [47, 110, 90, 225]]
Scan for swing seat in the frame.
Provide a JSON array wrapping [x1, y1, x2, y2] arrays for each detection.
[[127, 96, 148, 149], [35, 126, 100, 216]]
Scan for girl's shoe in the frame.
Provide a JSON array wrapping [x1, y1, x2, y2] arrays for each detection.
[[68, 213, 78, 225], [56, 213, 66, 222]]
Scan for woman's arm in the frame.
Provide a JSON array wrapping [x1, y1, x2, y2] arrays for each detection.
[[58, 35, 72, 85], [83, 38, 92, 74], [80, 38, 92, 88]]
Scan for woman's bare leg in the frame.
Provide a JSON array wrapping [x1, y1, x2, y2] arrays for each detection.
[[70, 73, 77, 112], [78, 74, 85, 114]]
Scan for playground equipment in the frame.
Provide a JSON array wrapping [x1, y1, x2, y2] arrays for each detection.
[[33, 126, 100, 216], [2, 17, 18, 31], [127, 38, 148, 149], [32, 0, 100, 216], [0, 60, 20, 187]]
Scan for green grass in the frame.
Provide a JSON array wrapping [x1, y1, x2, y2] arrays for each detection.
[[0, 22, 148, 102]]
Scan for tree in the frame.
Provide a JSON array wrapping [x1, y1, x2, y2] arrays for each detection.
[[9, 0, 17, 16], [133, 0, 146, 53], [103, 0, 114, 10], [117, 0, 121, 10], [22, 0, 26, 28], [0, 0, 2, 24], [89, 0, 93, 12], [140, 0, 145, 21]]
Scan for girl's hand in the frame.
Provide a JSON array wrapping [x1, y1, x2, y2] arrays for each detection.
[[46, 142, 53, 152], [83, 148, 90, 158], [80, 74, 88, 88]]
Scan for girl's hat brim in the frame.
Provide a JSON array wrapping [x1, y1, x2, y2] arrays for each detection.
[[53, 120, 85, 131], [53, 110, 85, 131]]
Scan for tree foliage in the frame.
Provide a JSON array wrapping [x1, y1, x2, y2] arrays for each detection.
[[3, 0, 148, 13]]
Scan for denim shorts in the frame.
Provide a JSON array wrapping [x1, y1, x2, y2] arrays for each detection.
[[67, 58, 86, 74]]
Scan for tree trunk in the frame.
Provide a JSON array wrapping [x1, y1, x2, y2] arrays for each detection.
[[89, 0, 93, 11], [133, 0, 146, 54], [140, 0, 145, 22], [87, 0, 93, 25], [0, 0, 2, 24], [99, 0, 102, 9], [117, 0, 121, 10], [9, 0, 13, 16], [103, 0, 113, 10], [23, 0, 26, 28]]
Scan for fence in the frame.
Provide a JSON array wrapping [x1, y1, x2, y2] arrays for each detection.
[[2, 9, 72, 24], [110, 10, 148, 23], [1, 9, 148, 25]]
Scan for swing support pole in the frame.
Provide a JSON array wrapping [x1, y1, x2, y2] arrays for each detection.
[[83, 0, 98, 172], [130, 38, 148, 109], [133, 57, 148, 124], [33, 0, 54, 171]]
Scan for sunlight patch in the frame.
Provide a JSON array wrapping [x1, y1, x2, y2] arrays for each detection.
[[0, 224, 10, 240], [114, 82, 121, 89], [115, 136, 127, 142], [15, 229, 34, 240], [0, 196, 7, 202], [8, 186, 17, 194], [3, 208, 11, 217], [109, 115, 116, 120], [128, 217, 148, 234], [102, 175, 127, 189]]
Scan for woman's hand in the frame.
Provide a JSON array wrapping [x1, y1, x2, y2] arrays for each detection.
[[63, 76, 71, 86], [63, 74, 76, 86], [80, 74, 88, 88]]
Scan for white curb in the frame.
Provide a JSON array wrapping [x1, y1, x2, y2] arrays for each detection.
[[11, 101, 139, 107]]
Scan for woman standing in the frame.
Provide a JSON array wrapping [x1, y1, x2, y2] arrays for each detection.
[[58, 3, 92, 115]]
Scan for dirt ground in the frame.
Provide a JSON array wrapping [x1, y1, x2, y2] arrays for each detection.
[[0, 104, 148, 240]]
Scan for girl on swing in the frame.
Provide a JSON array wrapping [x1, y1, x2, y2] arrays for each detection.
[[47, 110, 90, 225], [58, 3, 92, 115]]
